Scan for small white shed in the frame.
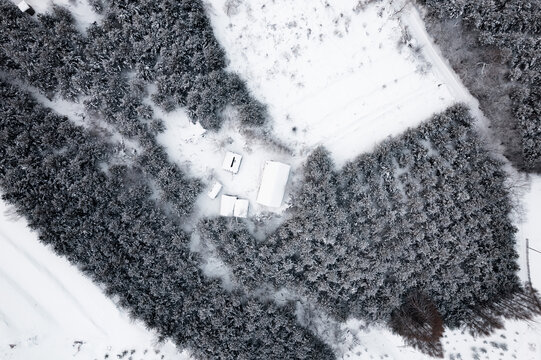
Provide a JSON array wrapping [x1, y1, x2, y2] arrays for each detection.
[[220, 195, 237, 216], [222, 152, 242, 174], [256, 161, 290, 208], [17, 1, 35, 15], [233, 199, 249, 218], [207, 181, 222, 199], [220, 195, 249, 218]]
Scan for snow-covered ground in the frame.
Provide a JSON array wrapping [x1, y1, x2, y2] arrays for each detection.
[[518, 175, 541, 291], [337, 316, 541, 360], [204, 0, 460, 166], [154, 104, 295, 220], [0, 199, 190, 360]]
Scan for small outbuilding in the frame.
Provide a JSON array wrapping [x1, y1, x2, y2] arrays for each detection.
[[256, 161, 290, 208], [220, 195, 237, 216], [220, 195, 249, 218], [17, 1, 35, 15], [207, 181, 222, 199], [222, 151, 242, 174], [233, 199, 249, 218]]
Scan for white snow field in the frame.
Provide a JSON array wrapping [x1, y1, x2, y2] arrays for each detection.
[[205, 0, 463, 166], [0, 199, 190, 360]]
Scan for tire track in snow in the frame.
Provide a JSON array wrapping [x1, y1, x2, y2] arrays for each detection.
[[0, 265, 58, 327], [323, 85, 432, 149], [0, 308, 13, 329], [307, 71, 419, 130], [284, 55, 416, 113], [399, 5, 478, 109], [0, 229, 108, 336]]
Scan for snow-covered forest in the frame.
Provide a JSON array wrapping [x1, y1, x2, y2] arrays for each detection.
[[419, 0, 541, 172], [1, 0, 540, 359]]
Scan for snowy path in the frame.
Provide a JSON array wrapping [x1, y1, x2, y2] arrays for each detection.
[[399, 5, 474, 105]]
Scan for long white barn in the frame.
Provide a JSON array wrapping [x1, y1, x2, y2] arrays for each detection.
[[256, 161, 290, 208]]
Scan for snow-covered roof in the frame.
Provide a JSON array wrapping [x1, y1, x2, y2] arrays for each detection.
[[220, 195, 249, 218], [256, 161, 290, 208], [233, 199, 249, 218], [17, 1, 30, 12], [207, 181, 222, 199], [220, 195, 237, 216], [222, 151, 242, 174]]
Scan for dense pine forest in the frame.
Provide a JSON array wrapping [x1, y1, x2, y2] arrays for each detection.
[[0, 80, 334, 359]]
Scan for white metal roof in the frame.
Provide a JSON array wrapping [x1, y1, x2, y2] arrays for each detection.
[[17, 1, 30, 12], [207, 181, 222, 199], [220, 195, 237, 216], [222, 152, 242, 174], [233, 199, 249, 218], [256, 161, 290, 208]]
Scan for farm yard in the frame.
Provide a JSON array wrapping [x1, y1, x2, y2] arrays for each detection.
[[1, 0, 540, 359]]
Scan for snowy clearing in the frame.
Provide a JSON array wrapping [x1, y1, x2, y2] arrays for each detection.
[[158, 0, 470, 219], [154, 105, 296, 220], [205, 0, 460, 167]]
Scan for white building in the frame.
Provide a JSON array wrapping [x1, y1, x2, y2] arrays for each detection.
[[233, 199, 249, 218], [220, 195, 237, 216], [256, 161, 291, 208], [17, 1, 35, 15], [219, 195, 249, 218], [222, 151, 242, 174], [207, 181, 222, 199]]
